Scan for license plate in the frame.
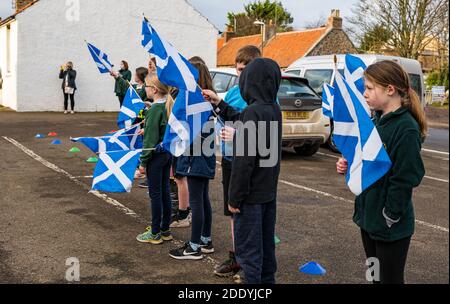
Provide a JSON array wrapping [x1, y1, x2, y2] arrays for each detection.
[[283, 111, 310, 120]]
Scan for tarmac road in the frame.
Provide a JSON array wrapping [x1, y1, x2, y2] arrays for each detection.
[[0, 112, 448, 284]]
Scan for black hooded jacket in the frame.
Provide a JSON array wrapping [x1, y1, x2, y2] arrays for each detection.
[[215, 58, 282, 208]]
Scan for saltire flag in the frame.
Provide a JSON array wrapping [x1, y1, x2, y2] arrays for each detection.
[[92, 149, 142, 193], [71, 124, 142, 154], [141, 18, 198, 93], [141, 17, 212, 156], [344, 54, 370, 116], [162, 88, 213, 156], [86, 42, 114, 74], [322, 83, 335, 118], [118, 86, 145, 129], [332, 67, 392, 195]]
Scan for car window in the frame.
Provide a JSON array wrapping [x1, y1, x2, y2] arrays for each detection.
[[304, 69, 333, 96], [278, 78, 318, 98], [212, 73, 232, 93], [229, 76, 238, 89], [285, 70, 301, 76], [409, 74, 422, 97]]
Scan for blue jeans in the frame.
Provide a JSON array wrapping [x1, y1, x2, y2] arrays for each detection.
[[234, 201, 277, 284], [146, 152, 172, 235], [187, 177, 212, 245]]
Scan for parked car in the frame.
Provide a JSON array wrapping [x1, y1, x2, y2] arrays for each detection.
[[285, 54, 425, 152], [210, 68, 331, 156]]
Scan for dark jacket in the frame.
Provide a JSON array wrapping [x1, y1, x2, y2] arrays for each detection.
[[215, 58, 282, 208], [114, 69, 132, 96], [59, 68, 77, 90], [176, 116, 216, 179], [353, 107, 425, 242]]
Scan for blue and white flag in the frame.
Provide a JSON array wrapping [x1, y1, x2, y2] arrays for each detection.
[[322, 83, 335, 118], [71, 124, 142, 153], [118, 86, 145, 129], [141, 18, 199, 92], [344, 54, 370, 116], [86, 42, 114, 74], [332, 70, 392, 195], [92, 149, 142, 193], [162, 88, 213, 157]]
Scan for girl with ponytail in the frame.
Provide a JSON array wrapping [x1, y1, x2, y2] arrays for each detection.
[[136, 74, 174, 245], [336, 60, 426, 284]]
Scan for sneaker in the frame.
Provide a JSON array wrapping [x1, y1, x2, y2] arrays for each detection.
[[200, 241, 215, 254], [232, 269, 246, 284], [214, 251, 241, 277], [70, 111, 75, 114], [161, 230, 173, 241], [134, 170, 146, 179], [139, 181, 148, 188], [64, 110, 68, 114], [136, 228, 163, 245], [170, 213, 191, 228], [169, 242, 203, 260]]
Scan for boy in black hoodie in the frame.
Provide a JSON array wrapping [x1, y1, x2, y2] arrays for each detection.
[[203, 58, 282, 284]]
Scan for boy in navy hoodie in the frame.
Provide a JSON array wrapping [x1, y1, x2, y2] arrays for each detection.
[[203, 58, 282, 284]]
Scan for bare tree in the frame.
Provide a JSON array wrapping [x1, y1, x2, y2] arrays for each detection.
[[303, 15, 327, 29], [347, 0, 448, 59]]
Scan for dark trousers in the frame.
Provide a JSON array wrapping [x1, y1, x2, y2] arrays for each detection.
[[361, 229, 411, 284], [63, 91, 75, 111], [221, 159, 233, 217], [188, 176, 212, 245], [118, 95, 125, 108], [234, 200, 277, 284], [146, 152, 172, 235]]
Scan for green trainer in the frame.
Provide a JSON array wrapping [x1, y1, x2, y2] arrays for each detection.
[[136, 228, 163, 245], [161, 230, 173, 241]]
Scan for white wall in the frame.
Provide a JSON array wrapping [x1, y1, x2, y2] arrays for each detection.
[[15, 0, 217, 112], [0, 20, 18, 110]]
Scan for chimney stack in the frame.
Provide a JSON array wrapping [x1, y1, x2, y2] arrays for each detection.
[[223, 25, 236, 43], [327, 9, 342, 29]]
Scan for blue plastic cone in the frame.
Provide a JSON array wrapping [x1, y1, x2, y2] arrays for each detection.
[[51, 139, 62, 145], [299, 262, 326, 275], [35, 134, 45, 138]]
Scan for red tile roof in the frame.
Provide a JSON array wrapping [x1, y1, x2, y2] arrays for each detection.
[[217, 27, 329, 68], [217, 34, 264, 67]]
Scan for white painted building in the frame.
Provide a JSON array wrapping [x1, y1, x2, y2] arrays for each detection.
[[0, 0, 218, 112]]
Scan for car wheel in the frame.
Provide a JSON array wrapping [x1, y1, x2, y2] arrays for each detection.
[[294, 143, 320, 156]]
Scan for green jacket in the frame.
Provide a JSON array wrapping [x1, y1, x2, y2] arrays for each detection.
[[114, 69, 132, 96], [140, 100, 168, 167], [115, 78, 147, 101], [353, 107, 425, 242]]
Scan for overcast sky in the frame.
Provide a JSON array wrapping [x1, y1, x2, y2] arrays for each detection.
[[0, 0, 358, 30]]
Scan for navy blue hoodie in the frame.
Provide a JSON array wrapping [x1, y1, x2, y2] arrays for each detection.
[[215, 58, 282, 207]]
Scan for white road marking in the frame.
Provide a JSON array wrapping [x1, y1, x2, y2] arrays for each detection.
[[3, 137, 221, 265], [3, 136, 141, 222], [316, 152, 448, 183], [216, 160, 449, 233], [424, 176, 449, 183], [422, 148, 449, 156]]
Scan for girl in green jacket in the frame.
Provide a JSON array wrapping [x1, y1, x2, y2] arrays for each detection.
[[337, 60, 427, 284], [136, 74, 174, 245]]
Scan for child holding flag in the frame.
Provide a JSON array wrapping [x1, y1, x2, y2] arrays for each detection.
[[336, 60, 426, 284], [169, 59, 217, 260], [136, 74, 174, 245], [214, 45, 261, 277]]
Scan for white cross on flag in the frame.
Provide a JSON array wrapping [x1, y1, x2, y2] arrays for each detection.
[[92, 150, 142, 193]]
